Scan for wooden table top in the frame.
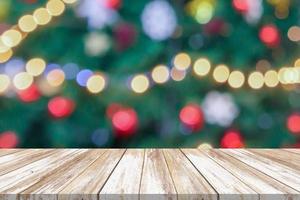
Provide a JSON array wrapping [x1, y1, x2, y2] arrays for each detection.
[[0, 149, 300, 200]]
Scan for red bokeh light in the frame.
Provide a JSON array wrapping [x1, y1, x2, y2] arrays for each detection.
[[179, 104, 204, 132], [0, 131, 19, 148], [287, 113, 300, 134], [48, 97, 75, 119], [17, 84, 40, 103], [106, 103, 123, 119], [221, 130, 244, 148], [232, 0, 249, 13], [112, 108, 138, 137], [104, 0, 121, 9], [259, 25, 280, 47]]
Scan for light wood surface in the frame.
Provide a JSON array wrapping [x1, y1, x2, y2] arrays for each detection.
[[0, 149, 299, 200]]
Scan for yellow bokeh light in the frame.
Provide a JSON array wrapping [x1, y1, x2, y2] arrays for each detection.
[[228, 71, 245, 89], [213, 65, 230, 83], [0, 74, 10, 94], [86, 74, 106, 94], [264, 70, 279, 87], [46, 0, 65, 16], [38, 78, 61, 96], [173, 53, 191, 70], [198, 143, 212, 149], [26, 58, 46, 76], [248, 71, 264, 89], [170, 67, 186, 81], [278, 67, 288, 84], [1, 30, 22, 48], [13, 72, 33, 90], [281, 68, 299, 84], [47, 69, 65, 87], [33, 8, 52, 25], [131, 74, 150, 94], [18, 15, 37, 33], [193, 58, 211, 77], [294, 58, 300, 67], [151, 65, 169, 84], [0, 49, 13, 63], [195, 2, 214, 24], [0, 39, 10, 53], [62, 0, 78, 4]]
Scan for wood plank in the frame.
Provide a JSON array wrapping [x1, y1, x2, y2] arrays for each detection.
[[0, 149, 85, 200], [249, 149, 300, 170], [20, 149, 108, 200], [182, 149, 258, 200], [99, 149, 143, 200], [0, 149, 20, 157], [0, 149, 55, 176], [222, 149, 300, 192], [207, 149, 299, 200], [163, 149, 217, 200], [284, 149, 300, 155], [140, 149, 177, 200], [59, 149, 125, 200]]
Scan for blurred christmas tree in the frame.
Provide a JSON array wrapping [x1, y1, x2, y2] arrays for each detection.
[[0, 0, 300, 148]]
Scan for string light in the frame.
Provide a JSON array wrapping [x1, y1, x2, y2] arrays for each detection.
[[228, 71, 245, 89], [213, 65, 230, 83], [173, 53, 191, 70], [33, 8, 52, 25], [151, 65, 169, 84], [26, 58, 46, 76], [0, 49, 13, 63], [46, 0, 66, 16], [86, 74, 106, 94], [193, 58, 211, 77], [264, 70, 279, 87], [18, 15, 38, 33], [0, 74, 10, 94], [13, 72, 33, 90], [248, 71, 264, 89], [131, 74, 150, 94], [1, 30, 22, 48]]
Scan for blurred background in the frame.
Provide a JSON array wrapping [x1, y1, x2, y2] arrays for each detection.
[[0, 0, 300, 148]]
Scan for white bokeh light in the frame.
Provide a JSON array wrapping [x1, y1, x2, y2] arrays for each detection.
[[141, 0, 177, 41], [202, 91, 239, 127]]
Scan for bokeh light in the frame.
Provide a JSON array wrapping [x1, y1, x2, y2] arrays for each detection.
[[220, 130, 244, 148], [170, 67, 186, 81], [46, 69, 65, 87], [13, 72, 34, 90], [0, 131, 19, 148], [173, 53, 191, 70], [130, 74, 150, 94], [26, 58, 46, 76], [248, 71, 264, 89], [76, 69, 93, 87], [112, 108, 138, 137], [86, 74, 106, 94], [48, 96, 75, 119], [179, 104, 204, 132], [264, 70, 279, 87], [46, 0, 66, 16], [0, 49, 13, 63], [151, 65, 169, 84], [0, 74, 10, 94], [18, 15, 37, 32], [213, 65, 230, 83], [287, 26, 300, 42], [17, 84, 40, 103], [193, 58, 211, 77], [287, 113, 300, 135], [1, 30, 22, 47], [33, 8, 52, 25], [228, 71, 245, 88]]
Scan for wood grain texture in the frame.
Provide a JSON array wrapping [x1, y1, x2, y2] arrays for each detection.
[[0, 149, 299, 200], [222, 149, 300, 192], [163, 149, 217, 200], [182, 149, 258, 200], [140, 149, 177, 200]]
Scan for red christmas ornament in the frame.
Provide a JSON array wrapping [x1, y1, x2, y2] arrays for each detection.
[[17, 84, 41, 103], [259, 25, 280, 47], [0, 131, 19, 148], [114, 23, 136, 51], [179, 104, 204, 132], [287, 113, 300, 135], [221, 130, 244, 148], [112, 108, 138, 137], [232, 0, 249, 13], [104, 0, 121, 9], [48, 97, 75, 119]]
